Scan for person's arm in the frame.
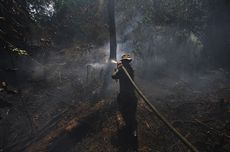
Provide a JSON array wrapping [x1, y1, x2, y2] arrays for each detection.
[[112, 62, 122, 79], [112, 68, 120, 79]]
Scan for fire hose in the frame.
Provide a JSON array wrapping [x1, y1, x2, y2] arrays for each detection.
[[120, 65, 199, 152]]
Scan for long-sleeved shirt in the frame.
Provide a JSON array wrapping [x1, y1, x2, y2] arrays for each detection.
[[112, 64, 135, 96]]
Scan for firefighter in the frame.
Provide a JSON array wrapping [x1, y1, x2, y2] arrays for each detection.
[[112, 54, 138, 137]]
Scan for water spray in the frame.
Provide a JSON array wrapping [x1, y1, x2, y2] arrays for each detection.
[[111, 59, 118, 64]]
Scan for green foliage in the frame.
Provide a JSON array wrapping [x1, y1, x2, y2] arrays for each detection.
[[0, 0, 108, 53], [8, 43, 28, 55], [12, 48, 29, 56], [0, 0, 31, 53], [49, 0, 108, 45]]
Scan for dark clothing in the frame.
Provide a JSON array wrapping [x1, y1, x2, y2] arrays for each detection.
[[112, 64, 136, 96], [117, 93, 137, 133], [112, 63, 137, 134]]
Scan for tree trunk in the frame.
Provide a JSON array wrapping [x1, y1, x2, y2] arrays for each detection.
[[108, 0, 117, 60]]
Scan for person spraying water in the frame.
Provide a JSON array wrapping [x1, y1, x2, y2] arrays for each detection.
[[112, 53, 138, 150], [111, 54, 199, 152], [112, 53, 137, 134]]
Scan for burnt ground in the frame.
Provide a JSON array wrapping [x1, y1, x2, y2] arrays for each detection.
[[1, 86, 230, 152], [0, 46, 230, 152]]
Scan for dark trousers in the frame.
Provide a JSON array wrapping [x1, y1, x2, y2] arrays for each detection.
[[117, 93, 137, 134]]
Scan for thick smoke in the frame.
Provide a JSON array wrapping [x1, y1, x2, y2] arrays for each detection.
[[8, 0, 229, 116], [114, 0, 230, 101], [16, 0, 229, 106]]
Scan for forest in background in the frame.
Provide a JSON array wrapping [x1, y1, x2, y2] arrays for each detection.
[[1, 0, 230, 66], [0, 0, 229, 94]]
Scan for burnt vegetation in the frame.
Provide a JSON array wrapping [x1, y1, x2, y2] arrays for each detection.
[[0, 0, 230, 152]]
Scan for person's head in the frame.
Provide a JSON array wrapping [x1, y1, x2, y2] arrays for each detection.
[[120, 53, 132, 65]]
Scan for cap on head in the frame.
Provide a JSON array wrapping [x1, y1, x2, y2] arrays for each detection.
[[121, 53, 132, 62]]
